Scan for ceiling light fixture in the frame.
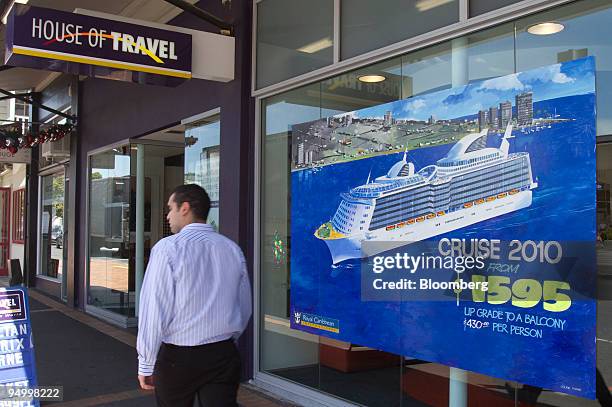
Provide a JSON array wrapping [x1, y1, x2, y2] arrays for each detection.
[[297, 37, 333, 54], [358, 75, 386, 83], [415, 0, 454, 12], [527, 21, 565, 35]]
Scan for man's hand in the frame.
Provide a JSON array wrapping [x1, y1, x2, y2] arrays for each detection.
[[138, 374, 155, 390]]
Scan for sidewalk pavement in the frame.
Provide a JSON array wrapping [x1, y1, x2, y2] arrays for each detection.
[[6, 284, 294, 407]]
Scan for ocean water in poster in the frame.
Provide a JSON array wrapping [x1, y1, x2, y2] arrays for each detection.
[[289, 57, 597, 398]]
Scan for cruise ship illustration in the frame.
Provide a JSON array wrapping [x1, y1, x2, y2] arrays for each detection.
[[315, 124, 538, 264]]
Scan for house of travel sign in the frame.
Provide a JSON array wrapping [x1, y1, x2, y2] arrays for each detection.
[[5, 5, 192, 85]]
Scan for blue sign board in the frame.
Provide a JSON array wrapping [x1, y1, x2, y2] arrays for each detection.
[[0, 287, 39, 406], [290, 57, 597, 399], [4, 4, 192, 86]]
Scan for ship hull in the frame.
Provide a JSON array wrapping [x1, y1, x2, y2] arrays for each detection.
[[322, 189, 533, 264]]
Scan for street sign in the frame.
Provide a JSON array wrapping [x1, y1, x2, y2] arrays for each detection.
[[0, 287, 39, 407]]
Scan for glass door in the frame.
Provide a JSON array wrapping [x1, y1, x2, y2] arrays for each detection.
[[87, 146, 134, 319], [130, 142, 184, 318], [38, 171, 66, 284], [87, 141, 184, 326]]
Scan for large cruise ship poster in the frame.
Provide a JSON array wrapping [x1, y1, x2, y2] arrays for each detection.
[[289, 57, 597, 398]]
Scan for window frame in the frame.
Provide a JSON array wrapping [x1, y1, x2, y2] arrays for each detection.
[[252, 0, 577, 95]]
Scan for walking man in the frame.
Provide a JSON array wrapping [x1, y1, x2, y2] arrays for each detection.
[[137, 184, 252, 407]]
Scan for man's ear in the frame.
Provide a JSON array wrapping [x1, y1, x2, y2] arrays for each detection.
[[179, 201, 191, 216]]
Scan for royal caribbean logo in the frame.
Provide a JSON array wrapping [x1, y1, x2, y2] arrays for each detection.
[[0, 291, 26, 323], [292, 311, 339, 334]]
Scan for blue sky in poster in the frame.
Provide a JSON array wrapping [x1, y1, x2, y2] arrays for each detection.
[[351, 57, 595, 121]]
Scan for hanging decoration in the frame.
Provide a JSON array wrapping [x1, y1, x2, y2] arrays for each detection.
[[0, 122, 74, 155]]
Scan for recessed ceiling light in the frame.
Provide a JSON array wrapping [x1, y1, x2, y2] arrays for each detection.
[[527, 21, 565, 35], [358, 75, 386, 83]]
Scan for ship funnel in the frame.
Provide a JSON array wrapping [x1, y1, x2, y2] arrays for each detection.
[[502, 123, 513, 139], [500, 123, 512, 157]]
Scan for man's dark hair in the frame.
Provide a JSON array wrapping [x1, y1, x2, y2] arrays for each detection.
[[170, 184, 211, 221]]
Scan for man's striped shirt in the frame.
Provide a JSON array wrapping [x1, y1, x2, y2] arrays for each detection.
[[137, 223, 252, 376]]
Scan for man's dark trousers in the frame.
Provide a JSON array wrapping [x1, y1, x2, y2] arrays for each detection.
[[154, 339, 241, 407]]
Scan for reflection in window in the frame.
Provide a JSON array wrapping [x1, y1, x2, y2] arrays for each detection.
[[469, 0, 523, 17], [261, 85, 321, 384], [256, 0, 334, 88], [466, 23, 515, 83], [87, 147, 134, 317], [515, 0, 612, 136], [402, 42, 453, 97], [39, 172, 65, 279], [184, 115, 221, 230], [321, 58, 403, 115], [341, 0, 458, 60], [596, 143, 612, 406]]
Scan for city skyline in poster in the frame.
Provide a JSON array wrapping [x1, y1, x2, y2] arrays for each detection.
[[290, 57, 597, 398]]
